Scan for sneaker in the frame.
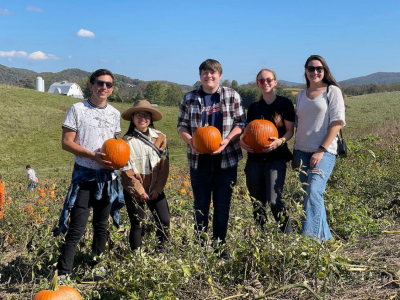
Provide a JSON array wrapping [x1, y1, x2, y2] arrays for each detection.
[[93, 266, 107, 282], [58, 274, 67, 286]]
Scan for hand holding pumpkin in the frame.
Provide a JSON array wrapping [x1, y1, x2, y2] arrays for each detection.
[[262, 137, 281, 153], [189, 139, 200, 154], [212, 138, 230, 155], [93, 152, 114, 169], [239, 137, 254, 153]]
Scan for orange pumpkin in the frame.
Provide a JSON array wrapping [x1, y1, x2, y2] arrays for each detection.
[[0, 182, 5, 209], [192, 125, 222, 154], [101, 138, 130, 169], [25, 205, 34, 214], [243, 120, 278, 153], [33, 270, 82, 300], [40, 192, 46, 198]]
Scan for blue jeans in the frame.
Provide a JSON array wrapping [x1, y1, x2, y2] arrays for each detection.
[[28, 183, 36, 191], [245, 159, 292, 233], [294, 150, 336, 241], [190, 154, 237, 245]]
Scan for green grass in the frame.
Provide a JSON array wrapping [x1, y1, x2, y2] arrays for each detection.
[[0, 85, 187, 177], [1, 85, 400, 177], [344, 91, 400, 133]]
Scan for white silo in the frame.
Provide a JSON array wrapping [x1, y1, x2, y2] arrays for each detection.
[[36, 77, 44, 92]]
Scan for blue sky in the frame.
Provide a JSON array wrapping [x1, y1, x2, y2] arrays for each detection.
[[0, 0, 399, 86]]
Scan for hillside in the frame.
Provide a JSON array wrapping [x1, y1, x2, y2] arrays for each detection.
[[339, 72, 400, 87], [1, 84, 400, 176], [0, 64, 36, 85], [0, 85, 185, 176]]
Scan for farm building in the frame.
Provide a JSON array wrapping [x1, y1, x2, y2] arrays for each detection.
[[48, 81, 84, 99]]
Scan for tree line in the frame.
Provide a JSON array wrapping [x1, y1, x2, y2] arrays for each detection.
[[342, 82, 400, 96]]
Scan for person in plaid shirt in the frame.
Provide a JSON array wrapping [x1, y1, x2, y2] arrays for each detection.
[[177, 59, 246, 258]]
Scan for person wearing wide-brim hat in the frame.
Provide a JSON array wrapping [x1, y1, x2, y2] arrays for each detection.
[[120, 100, 170, 251], [121, 100, 163, 122]]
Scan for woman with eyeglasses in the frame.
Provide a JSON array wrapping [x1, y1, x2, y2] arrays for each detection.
[[292, 55, 345, 241], [239, 69, 295, 233], [120, 100, 170, 251]]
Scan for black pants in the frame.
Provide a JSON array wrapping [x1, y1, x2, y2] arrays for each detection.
[[57, 181, 112, 275], [245, 159, 292, 234], [124, 190, 170, 251], [190, 154, 237, 245]]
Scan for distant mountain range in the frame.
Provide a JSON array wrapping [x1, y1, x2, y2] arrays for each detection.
[[339, 72, 400, 87], [1, 64, 399, 90]]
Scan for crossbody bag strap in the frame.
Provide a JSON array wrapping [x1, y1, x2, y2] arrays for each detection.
[[130, 131, 162, 158]]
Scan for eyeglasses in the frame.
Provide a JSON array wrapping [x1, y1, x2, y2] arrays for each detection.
[[94, 79, 114, 89], [135, 113, 151, 119], [306, 66, 324, 73], [257, 77, 275, 85]]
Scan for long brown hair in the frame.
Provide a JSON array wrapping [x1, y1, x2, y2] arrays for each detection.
[[304, 55, 341, 88]]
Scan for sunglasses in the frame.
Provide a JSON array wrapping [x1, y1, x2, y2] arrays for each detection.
[[94, 79, 114, 89], [306, 66, 324, 73], [257, 77, 275, 85], [135, 113, 151, 119]]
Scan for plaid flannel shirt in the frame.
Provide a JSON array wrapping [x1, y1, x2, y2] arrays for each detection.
[[177, 85, 246, 169]]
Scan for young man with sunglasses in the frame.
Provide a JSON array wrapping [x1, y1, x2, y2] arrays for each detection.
[[57, 69, 124, 282], [177, 59, 246, 258]]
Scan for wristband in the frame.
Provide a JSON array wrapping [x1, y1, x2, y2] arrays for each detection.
[[279, 138, 286, 146], [318, 145, 328, 153]]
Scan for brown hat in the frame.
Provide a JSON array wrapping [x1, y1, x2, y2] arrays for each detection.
[[121, 100, 163, 122]]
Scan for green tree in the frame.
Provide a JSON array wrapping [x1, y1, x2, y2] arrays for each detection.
[[193, 81, 202, 89], [236, 85, 260, 108], [135, 90, 145, 100], [164, 84, 184, 106], [144, 81, 166, 104], [82, 77, 91, 99], [231, 80, 239, 89], [222, 79, 231, 87]]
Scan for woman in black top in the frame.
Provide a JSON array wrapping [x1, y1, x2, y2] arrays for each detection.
[[239, 69, 295, 233]]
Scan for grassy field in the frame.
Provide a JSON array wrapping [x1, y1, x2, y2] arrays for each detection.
[[1, 85, 400, 299], [1, 85, 399, 177]]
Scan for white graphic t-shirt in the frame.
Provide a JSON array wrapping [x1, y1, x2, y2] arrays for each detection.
[[63, 100, 121, 170]]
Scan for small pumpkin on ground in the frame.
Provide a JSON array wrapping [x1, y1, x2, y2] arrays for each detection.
[[101, 138, 130, 169], [33, 270, 82, 300], [192, 124, 222, 154], [243, 120, 278, 153]]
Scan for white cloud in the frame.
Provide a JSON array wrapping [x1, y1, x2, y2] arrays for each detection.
[[26, 6, 43, 12], [99, 59, 109, 63], [28, 51, 59, 60], [76, 29, 95, 38], [67, 55, 72, 59], [0, 50, 28, 58], [0, 9, 13, 15], [0, 50, 59, 61]]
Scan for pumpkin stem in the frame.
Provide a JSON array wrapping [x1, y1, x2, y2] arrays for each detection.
[[49, 269, 60, 291], [204, 123, 209, 127]]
